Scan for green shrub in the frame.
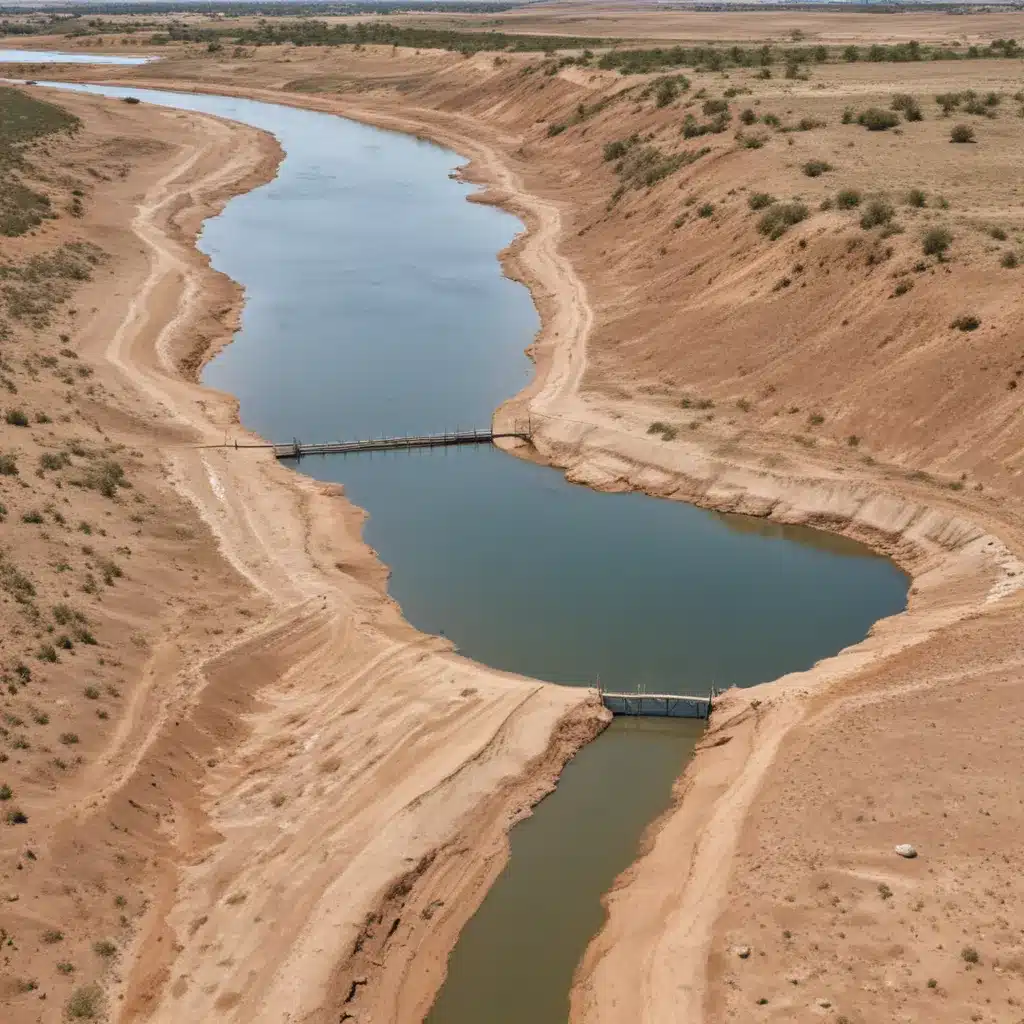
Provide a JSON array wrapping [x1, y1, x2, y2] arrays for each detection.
[[702, 98, 729, 116], [950, 123, 975, 143], [4, 408, 28, 427], [836, 188, 862, 209], [546, 123, 565, 138], [748, 192, 775, 211], [758, 202, 810, 240], [841, 106, 855, 124], [697, 202, 714, 218], [739, 108, 757, 125], [6, 807, 28, 824], [37, 644, 57, 663], [922, 226, 953, 257], [905, 188, 927, 208], [961, 946, 980, 964], [802, 159, 832, 178], [935, 92, 962, 115], [860, 198, 894, 229], [0, 783, 11, 800], [858, 108, 900, 131]]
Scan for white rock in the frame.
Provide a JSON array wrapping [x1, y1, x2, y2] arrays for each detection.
[[895, 844, 918, 859], [733, 945, 752, 959]]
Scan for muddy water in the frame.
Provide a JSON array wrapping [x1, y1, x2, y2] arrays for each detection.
[[43, 82, 908, 1023]]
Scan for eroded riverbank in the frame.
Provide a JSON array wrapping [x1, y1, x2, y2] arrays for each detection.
[[19, 50, 1024, 1024]]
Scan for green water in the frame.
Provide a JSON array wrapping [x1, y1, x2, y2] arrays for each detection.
[[43, 82, 909, 1023]]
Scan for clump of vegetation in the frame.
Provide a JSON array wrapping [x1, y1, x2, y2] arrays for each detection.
[[891, 93, 924, 122], [802, 159, 832, 178], [1001, 251, 1019, 268], [950, 123, 976, 143], [748, 192, 776, 210], [702, 98, 729, 116], [892, 279, 913, 297], [609, 140, 711, 195], [66, 984, 103, 1020], [654, 74, 689, 107], [951, 314, 981, 332], [961, 946, 981, 964], [858, 108, 900, 131], [836, 188, 862, 209], [4, 407, 28, 426], [647, 421, 678, 441], [73, 458, 128, 499], [0, 241, 105, 327], [92, 939, 117, 960], [922, 226, 953, 258], [905, 188, 927, 208], [697, 202, 714, 218], [739, 108, 757, 125], [758, 201, 810, 240], [860, 198, 894, 229]]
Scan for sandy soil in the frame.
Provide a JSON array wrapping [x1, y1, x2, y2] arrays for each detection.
[[5, 11, 1024, 1023]]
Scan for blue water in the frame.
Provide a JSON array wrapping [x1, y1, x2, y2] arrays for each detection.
[[0, 49, 153, 65]]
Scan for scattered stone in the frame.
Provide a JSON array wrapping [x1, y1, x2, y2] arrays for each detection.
[[895, 844, 918, 859], [734, 945, 752, 959]]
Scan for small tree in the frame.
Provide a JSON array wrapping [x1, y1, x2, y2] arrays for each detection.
[[950, 123, 975, 143], [922, 226, 953, 258]]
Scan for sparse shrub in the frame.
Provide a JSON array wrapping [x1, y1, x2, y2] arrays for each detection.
[[92, 939, 117, 959], [841, 106, 855, 124], [762, 113, 781, 128], [905, 188, 927, 208], [42, 928, 64, 943], [66, 984, 103, 1019], [748, 192, 775, 211], [37, 644, 58, 663], [758, 202, 810, 240], [84, 686, 99, 699], [802, 160, 832, 178], [858, 108, 900, 131], [603, 138, 631, 162], [927, 978, 938, 989], [950, 123, 975, 143], [39, 451, 67, 471], [739, 108, 757, 125], [1001, 251, 1019, 268], [697, 202, 714, 218], [0, 784, 11, 800], [5, 408, 28, 427], [922, 226, 953, 258], [702, 98, 729, 116], [891, 93, 923, 121], [836, 189, 862, 209], [57, 962, 75, 974], [951, 314, 980, 332], [860, 199, 894, 229], [546, 123, 565, 138], [961, 946, 980, 964], [56, 635, 73, 650], [6, 807, 28, 824], [21, 510, 43, 524], [0, 453, 17, 476], [892, 279, 913, 297], [878, 882, 894, 899], [647, 421, 678, 440], [935, 92, 962, 116], [60, 731, 80, 745], [988, 225, 1007, 240], [807, 413, 825, 427], [847, 435, 861, 447]]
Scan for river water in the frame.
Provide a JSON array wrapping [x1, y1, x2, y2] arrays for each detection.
[[39, 81, 908, 1023], [0, 49, 153, 65]]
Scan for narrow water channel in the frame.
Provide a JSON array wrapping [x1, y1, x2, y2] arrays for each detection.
[[39, 81, 909, 1023]]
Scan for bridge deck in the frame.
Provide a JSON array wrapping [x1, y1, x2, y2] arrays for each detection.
[[273, 430, 529, 459], [601, 691, 713, 720]]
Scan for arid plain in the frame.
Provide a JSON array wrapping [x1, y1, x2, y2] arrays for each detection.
[[3, 5, 1024, 1023]]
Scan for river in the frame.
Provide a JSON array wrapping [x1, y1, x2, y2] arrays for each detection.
[[33, 78, 908, 1023]]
